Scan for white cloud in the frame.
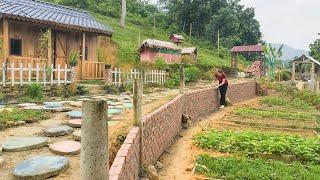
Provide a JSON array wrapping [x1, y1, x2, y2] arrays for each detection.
[[240, 0, 320, 50]]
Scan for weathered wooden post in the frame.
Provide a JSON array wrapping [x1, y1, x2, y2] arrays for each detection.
[[81, 100, 109, 180], [133, 78, 143, 168], [292, 62, 296, 81], [179, 64, 185, 94], [104, 64, 112, 86]]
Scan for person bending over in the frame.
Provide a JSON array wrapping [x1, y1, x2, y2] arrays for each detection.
[[215, 70, 228, 109]]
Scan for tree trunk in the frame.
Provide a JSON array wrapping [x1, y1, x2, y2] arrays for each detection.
[[120, 0, 126, 27]]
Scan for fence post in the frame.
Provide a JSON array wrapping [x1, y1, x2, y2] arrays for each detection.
[[2, 62, 6, 87], [64, 64, 67, 85], [19, 63, 23, 87], [180, 64, 185, 94], [57, 64, 61, 86], [28, 63, 32, 85], [50, 64, 54, 85], [11, 62, 14, 86], [81, 100, 108, 180], [133, 78, 144, 169], [36, 63, 39, 83], [119, 68, 122, 85]]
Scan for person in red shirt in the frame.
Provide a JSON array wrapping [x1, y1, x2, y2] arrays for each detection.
[[215, 69, 228, 109]]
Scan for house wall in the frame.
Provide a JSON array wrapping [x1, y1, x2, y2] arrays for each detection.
[[109, 81, 258, 180], [140, 48, 181, 64]]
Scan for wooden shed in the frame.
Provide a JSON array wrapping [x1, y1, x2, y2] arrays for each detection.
[[181, 47, 197, 63], [139, 39, 181, 64], [170, 34, 184, 46], [0, 0, 112, 80]]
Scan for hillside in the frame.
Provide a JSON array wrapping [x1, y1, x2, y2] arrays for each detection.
[[271, 43, 308, 62], [95, 14, 242, 70]]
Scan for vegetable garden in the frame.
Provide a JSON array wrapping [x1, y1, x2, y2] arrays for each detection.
[[193, 83, 320, 179]]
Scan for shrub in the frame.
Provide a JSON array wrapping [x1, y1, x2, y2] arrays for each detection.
[[185, 66, 201, 82], [69, 51, 80, 67], [76, 85, 89, 95], [275, 69, 291, 81], [27, 83, 43, 100], [165, 72, 180, 89], [155, 57, 168, 70]]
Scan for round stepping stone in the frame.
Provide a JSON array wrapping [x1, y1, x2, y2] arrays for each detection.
[[67, 111, 82, 119], [49, 141, 81, 155], [44, 125, 74, 137], [108, 108, 123, 115], [108, 101, 117, 106], [124, 102, 133, 109], [114, 105, 125, 110], [44, 102, 63, 108], [18, 103, 37, 108], [67, 119, 82, 128], [2, 137, 47, 152], [69, 101, 82, 107], [23, 105, 44, 110], [73, 130, 81, 141], [77, 98, 91, 101], [13, 156, 69, 179]]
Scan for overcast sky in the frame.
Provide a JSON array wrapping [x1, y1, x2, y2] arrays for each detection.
[[148, 0, 319, 50]]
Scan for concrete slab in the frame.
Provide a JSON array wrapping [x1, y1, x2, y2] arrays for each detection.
[[67, 111, 82, 119], [49, 141, 81, 155], [17, 103, 37, 108], [12, 156, 69, 179], [44, 102, 63, 108], [44, 125, 74, 137], [67, 119, 82, 128], [23, 106, 44, 110], [2, 137, 47, 152], [108, 108, 123, 115]]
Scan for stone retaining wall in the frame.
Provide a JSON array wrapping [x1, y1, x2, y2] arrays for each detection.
[[109, 81, 258, 180]]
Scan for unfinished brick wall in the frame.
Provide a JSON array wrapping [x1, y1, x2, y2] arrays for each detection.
[[109, 81, 257, 180]]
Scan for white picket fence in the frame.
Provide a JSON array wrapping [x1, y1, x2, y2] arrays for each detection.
[[0, 62, 72, 87], [111, 68, 167, 86]]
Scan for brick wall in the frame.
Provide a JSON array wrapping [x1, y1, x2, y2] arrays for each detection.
[[109, 81, 257, 180]]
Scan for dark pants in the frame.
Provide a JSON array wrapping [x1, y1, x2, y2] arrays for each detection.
[[219, 84, 228, 106]]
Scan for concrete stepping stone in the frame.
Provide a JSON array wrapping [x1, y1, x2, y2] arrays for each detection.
[[13, 156, 69, 179], [69, 101, 82, 107], [77, 98, 91, 101], [49, 140, 81, 155], [108, 108, 123, 115], [44, 102, 63, 108], [73, 130, 81, 141], [67, 111, 82, 119], [108, 101, 117, 106], [18, 103, 37, 108], [44, 107, 72, 112], [67, 119, 82, 128], [124, 102, 133, 109], [23, 105, 44, 110], [44, 125, 74, 137], [1, 137, 47, 152]]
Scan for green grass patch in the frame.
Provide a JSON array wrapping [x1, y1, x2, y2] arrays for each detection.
[[261, 96, 312, 110], [0, 109, 49, 124], [233, 108, 318, 121], [194, 130, 320, 162], [196, 155, 320, 179]]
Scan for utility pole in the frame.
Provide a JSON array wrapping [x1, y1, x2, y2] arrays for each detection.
[[189, 23, 192, 36]]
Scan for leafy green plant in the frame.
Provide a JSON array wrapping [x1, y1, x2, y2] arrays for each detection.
[[0, 109, 49, 124], [164, 72, 180, 89], [26, 83, 43, 100], [194, 130, 320, 162], [185, 66, 201, 82], [196, 155, 320, 179], [155, 57, 168, 70], [69, 51, 80, 67]]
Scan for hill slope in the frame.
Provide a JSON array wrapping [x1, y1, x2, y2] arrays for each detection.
[[95, 14, 237, 69], [271, 43, 308, 62]]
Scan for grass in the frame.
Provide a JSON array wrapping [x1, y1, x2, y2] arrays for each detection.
[[0, 109, 49, 124], [261, 96, 312, 110], [196, 155, 320, 180], [233, 108, 318, 121], [194, 130, 320, 162]]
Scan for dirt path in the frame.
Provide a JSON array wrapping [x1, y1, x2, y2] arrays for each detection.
[[157, 98, 260, 180]]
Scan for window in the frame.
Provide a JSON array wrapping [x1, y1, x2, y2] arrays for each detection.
[[85, 46, 88, 61], [10, 39, 22, 56]]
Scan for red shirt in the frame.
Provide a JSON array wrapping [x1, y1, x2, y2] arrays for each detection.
[[215, 74, 228, 85]]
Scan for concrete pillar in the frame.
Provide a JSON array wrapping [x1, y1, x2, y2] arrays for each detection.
[[179, 65, 185, 94], [133, 79, 143, 167], [81, 100, 108, 180], [104, 65, 112, 86], [292, 62, 296, 81]]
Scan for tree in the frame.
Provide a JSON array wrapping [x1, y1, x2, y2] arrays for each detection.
[[120, 0, 127, 27], [310, 39, 320, 60], [265, 43, 283, 80]]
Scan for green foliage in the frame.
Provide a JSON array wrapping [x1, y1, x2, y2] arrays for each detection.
[[26, 83, 43, 100], [275, 69, 291, 81], [38, 29, 50, 59], [261, 96, 311, 110], [194, 130, 320, 162], [196, 155, 320, 179], [310, 39, 320, 60], [155, 57, 168, 70], [165, 72, 180, 89], [0, 109, 49, 124], [185, 66, 201, 82], [233, 108, 316, 121], [69, 51, 80, 66], [76, 85, 89, 95]]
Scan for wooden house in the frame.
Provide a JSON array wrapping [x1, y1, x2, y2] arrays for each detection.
[[0, 0, 112, 80], [181, 47, 197, 63], [139, 39, 181, 64], [170, 34, 184, 46]]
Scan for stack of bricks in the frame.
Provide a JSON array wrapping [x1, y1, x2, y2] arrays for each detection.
[[109, 81, 258, 180]]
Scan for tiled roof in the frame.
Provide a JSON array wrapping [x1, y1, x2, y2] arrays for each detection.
[[230, 45, 263, 53], [170, 34, 184, 40], [0, 0, 112, 36], [139, 39, 181, 51], [181, 47, 197, 54]]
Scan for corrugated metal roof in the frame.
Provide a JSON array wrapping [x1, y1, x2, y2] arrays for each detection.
[[230, 45, 263, 53], [292, 54, 320, 66], [0, 0, 112, 36], [139, 39, 181, 51]]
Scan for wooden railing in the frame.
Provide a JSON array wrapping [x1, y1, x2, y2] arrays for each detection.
[[82, 61, 105, 80]]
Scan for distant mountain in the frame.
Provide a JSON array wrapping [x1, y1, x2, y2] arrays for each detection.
[[271, 43, 308, 62]]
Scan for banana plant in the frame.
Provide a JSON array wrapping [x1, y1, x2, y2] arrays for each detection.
[[265, 43, 283, 80]]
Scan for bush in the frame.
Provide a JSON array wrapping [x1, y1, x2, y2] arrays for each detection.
[[185, 66, 201, 82], [165, 72, 180, 89], [155, 57, 168, 70], [76, 85, 89, 95], [27, 83, 43, 100], [275, 69, 291, 81]]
